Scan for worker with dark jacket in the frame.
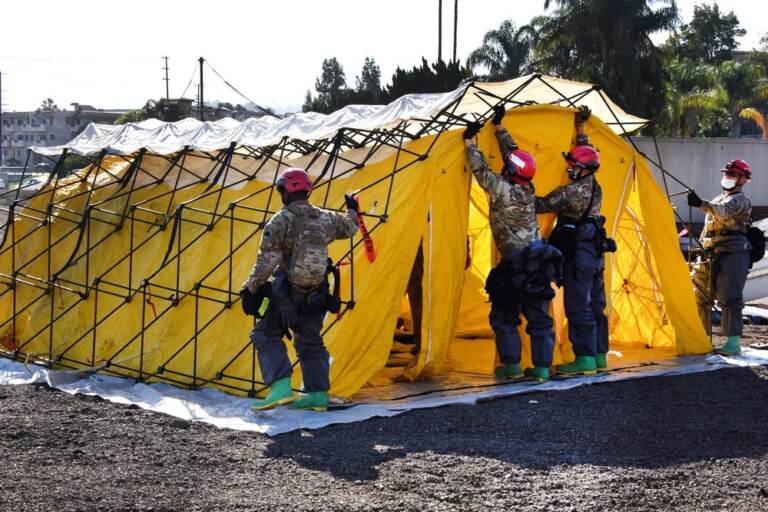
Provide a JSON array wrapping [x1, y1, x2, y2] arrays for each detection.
[[242, 168, 358, 411], [535, 107, 612, 376], [464, 105, 560, 382], [687, 159, 752, 355]]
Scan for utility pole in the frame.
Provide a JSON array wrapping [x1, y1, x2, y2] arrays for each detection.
[[453, 0, 458, 63], [198, 57, 204, 121], [162, 56, 170, 101], [438, 0, 443, 62]]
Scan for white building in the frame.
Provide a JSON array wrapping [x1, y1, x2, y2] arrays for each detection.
[[0, 104, 128, 168]]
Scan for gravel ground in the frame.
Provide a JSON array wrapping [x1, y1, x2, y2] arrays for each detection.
[[2, 333, 768, 511]]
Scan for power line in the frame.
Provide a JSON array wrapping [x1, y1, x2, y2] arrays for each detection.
[[204, 60, 275, 117], [179, 65, 198, 99]]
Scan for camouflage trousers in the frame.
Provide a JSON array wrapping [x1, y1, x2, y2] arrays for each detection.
[[691, 250, 750, 336]]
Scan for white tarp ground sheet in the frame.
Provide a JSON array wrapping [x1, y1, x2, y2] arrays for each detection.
[[30, 75, 647, 157], [2, 349, 767, 436]]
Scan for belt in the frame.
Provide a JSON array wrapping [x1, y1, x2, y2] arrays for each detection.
[[558, 215, 599, 226], [704, 229, 745, 237]]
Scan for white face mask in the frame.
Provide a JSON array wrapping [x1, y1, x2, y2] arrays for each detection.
[[721, 176, 739, 190]]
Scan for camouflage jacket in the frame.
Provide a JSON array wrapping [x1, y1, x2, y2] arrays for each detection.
[[465, 127, 540, 255], [244, 202, 358, 293], [700, 191, 751, 251], [535, 174, 602, 221]]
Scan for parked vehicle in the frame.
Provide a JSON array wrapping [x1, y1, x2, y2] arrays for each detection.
[[16, 175, 48, 200]]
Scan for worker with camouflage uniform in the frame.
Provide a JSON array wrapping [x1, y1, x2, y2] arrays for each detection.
[[242, 168, 358, 411], [687, 159, 753, 355], [464, 105, 558, 383], [535, 107, 610, 376]]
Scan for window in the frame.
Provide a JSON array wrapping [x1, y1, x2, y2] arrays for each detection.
[[50, 135, 56, 141], [17, 119, 22, 126]]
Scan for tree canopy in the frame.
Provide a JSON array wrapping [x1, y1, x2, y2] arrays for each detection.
[[676, 3, 745, 63]]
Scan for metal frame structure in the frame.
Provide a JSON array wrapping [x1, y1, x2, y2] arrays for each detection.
[[0, 76, 700, 396]]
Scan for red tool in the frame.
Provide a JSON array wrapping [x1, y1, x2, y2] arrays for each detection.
[[353, 194, 376, 263]]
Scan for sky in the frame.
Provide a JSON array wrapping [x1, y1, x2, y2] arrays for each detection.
[[0, 0, 765, 113]]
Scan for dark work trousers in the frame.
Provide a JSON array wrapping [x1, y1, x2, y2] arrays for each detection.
[[563, 227, 608, 357], [249, 287, 329, 392], [692, 249, 750, 336], [488, 252, 555, 368]]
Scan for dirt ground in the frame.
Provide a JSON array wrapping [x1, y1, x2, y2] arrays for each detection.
[[1, 332, 767, 512]]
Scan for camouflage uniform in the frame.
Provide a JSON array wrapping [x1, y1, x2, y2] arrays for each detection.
[[691, 191, 752, 335], [466, 128, 554, 368], [465, 128, 540, 256], [535, 162, 608, 358], [244, 202, 358, 391]]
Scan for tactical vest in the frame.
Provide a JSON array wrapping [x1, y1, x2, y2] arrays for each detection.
[[282, 204, 334, 289]]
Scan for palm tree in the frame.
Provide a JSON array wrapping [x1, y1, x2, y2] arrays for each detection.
[[38, 98, 59, 112], [717, 60, 768, 137], [660, 58, 768, 137], [661, 58, 721, 136], [535, 0, 679, 118], [467, 20, 537, 80]]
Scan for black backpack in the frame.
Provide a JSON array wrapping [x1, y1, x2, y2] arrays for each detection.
[[746, 225, 766, 266]]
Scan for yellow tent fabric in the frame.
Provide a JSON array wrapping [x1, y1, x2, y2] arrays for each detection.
[[0, 105, 709, 398]]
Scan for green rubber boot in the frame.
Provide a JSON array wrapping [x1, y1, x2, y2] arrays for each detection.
[[556, 355, 597, 376], [523, 367, 550, 382], [494, 363, 523, 379], [250, 377, 294, 411], [715, 336, 742, 356], [595, 352, 608, 372], [289, 391, 329, 412]]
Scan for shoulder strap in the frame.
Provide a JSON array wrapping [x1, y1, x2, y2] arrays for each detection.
[[578, 178, 596, 222]]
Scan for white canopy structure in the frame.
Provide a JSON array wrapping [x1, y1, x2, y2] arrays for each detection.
[[31, 74, 648, 157]]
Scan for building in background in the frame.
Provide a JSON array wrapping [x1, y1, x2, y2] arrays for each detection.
[[0, 103, 128, 169]]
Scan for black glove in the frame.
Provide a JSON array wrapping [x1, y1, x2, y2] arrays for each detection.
[[463, 122, 482, 140], [240, 287, 257, 316], [576, 105, 591, 124], [240, 282, 272, 317], [344, 193, 359, 211], [276, 298, 298, 328], [491, 105, 505, 125], [687, 189, 703, 208]]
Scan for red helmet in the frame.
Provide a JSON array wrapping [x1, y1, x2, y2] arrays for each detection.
[[564, 145, 600, 171], [277, 168, 313, 194], [503, 149, 536, 184], [723, 159, 751, 179]]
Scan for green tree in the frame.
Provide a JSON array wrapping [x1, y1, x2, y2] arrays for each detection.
[[467, 19, 537, 80], [535, 0, 678, 119], [658, 58, 721, 136], [37, 98, 59, 113], [676, 3, 745, 64], [384, 58, 470, 101], [355, 57, 383, 103], [718, 60, 768, 136], [314, 58, 348, 113], [115, 98, 193, 124]]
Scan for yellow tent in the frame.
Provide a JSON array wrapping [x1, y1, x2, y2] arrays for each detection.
[[0, 76, 710, 398]]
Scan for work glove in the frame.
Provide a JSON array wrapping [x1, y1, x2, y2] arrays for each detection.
[[240, 282, 272, 317], [491, 105, 505, 125], [344, 192, 359, 212], [463, 121, 482, 140], [240, 287, 257, 316], [576, 105, 591, 124], [687, 189, 703, 208], [276, 298, 298, 328]]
